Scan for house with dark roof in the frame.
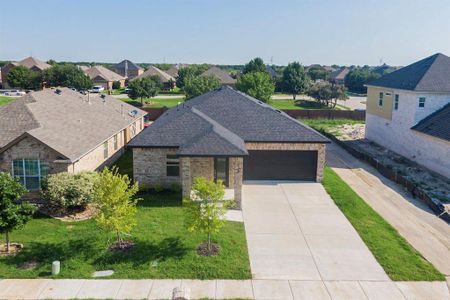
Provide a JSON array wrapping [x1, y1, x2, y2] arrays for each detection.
[[1, 56, 51, 89], [112, 60, 144, 79], [201, 66, 236, 86], [329, 67, 350, 85], [128, 86, 329, 207], [366, 53, 450, 178], [0, 88, 146, 191], [165, 63, 189, 78], [84, 66, 126, 90]]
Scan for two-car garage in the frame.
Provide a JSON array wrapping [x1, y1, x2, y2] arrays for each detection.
[[243, 150, 318, 181]]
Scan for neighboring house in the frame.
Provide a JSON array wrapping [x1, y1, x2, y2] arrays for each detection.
[[329, 67, 350, 85], [365, 53, 450, 178], [1, 56, 51, 89], [112, 59, 144, 79], [266, 65, 278, 79], [133, 65, 175, 88], [78, 65, 90, 72], [128, 86, 329, 207], [201, 66, 236, 86], [165, 63, 189, 78], [0, 88, 146, 191], [84, 66, 126, 90]]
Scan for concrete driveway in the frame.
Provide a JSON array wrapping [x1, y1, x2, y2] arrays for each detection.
[[242, 181, 388, 281]]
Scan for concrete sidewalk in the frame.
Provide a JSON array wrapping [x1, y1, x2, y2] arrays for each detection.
[[0, 278, 449, 299]]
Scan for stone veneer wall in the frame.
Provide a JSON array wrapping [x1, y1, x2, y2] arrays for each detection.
[[0, 135, 70, 174], [245, 142, 326, 182]]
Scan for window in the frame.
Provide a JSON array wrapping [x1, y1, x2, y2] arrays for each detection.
[[419, 97, 426, 108], [103, 142, 108, 159], [378, 92, 384, 106], [113, 134, 118, 150], [394, 94, 399, 110], [12, 159, 49, 191], [166, 155, 180, 177]]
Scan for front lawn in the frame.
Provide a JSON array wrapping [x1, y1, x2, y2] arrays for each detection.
[[0, 193, 250, 279], [323, 167, 444, 281], [0, 96, 15, 106], [120, 97, 184, 108], [268, 99, 349, 110]]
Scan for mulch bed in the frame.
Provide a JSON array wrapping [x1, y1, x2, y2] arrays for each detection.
[[0, 243, 23, 257], [109, 240, 135, 252], [197, 242, 220, 256], [38, 204, 96, 221]]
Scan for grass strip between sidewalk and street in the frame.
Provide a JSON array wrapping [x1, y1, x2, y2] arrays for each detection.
[[322, 167, 444, 281]]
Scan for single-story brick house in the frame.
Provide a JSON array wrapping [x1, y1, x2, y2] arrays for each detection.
[[128, 86, 329, 207], [132, 66, 176, 89], [1, 56, 51, 89], [201, 66, 236, 86], [112, 59, 144, 80], [0, 88, 146, 191], [84, 66, 126, 90]]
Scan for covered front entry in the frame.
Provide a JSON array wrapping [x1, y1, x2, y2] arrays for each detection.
[[243, 150, 317, 181]]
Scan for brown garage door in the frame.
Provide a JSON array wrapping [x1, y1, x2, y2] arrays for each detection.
[[243, 150, 317, 181]]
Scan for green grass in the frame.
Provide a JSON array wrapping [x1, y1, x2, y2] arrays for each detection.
[[120, 97, 184, 108], [0, 96, 15, 106], [0, 193, 250, 279], [323, 167, 444, 281], [114, 150, 133, 179], [301, 118, 365, 132]]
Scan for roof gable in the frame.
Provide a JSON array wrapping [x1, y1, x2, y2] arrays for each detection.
[[368, 53, 450, 92], [201, 66, 236, 85], [133, 66, 174, 82], [113, 60, 143, 71], [85, 66, 125, 82]]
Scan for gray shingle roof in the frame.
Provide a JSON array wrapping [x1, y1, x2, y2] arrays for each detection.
[[132, 66, 175, 83], [367, 53, 450, 92], [411, 103, 450, 142], [85, 66, 125, 82], [0, 88, 146, 161], [128, 86, 329, 156], [113, 60, 143, 72], [201, 66, 236, 85], [330, 68, 349, 80]]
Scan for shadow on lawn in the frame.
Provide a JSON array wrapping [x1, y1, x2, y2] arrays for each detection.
[[94, 237, 188, 267]]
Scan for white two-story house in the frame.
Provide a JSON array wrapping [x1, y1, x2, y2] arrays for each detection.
[[365, 53, 450, 179]]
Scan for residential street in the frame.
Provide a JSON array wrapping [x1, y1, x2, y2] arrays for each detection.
[[337, 95, 366, 110], [327, 142, 450, 278]]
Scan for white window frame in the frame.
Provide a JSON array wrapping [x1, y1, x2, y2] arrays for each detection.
[[419, 97, 426, 108], [394, 94, 399, 110], [11, 159, 44, 191], [378, 92, 384, 107]]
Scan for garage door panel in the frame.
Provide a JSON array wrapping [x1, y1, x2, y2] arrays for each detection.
[[243, 150, 317, 181]]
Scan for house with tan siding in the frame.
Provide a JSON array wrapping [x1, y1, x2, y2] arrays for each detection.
[[128, 86, 329, 208], [365, 53, 450, 179], [0, 88, 146, 191]]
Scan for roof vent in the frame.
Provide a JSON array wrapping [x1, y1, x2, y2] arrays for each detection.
[[55, 89, 62, 95], [275, 109, 282, 113], [129, 109, 138, 117]]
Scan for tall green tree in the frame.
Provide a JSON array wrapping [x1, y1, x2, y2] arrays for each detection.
[[307, 82, 348, 108], [184, 75, 220, 99], [242, 57, 267, 74], [184, 177, 227, 255], [93, 168, 140, 248], [128, 76, 163, 105], [0, 173, 36, 253], [6, 66, 42, 90], [307, 65, 330, 81], [176, 64, 210, 88], [43, 64, 93, 90], [236, 71, 275, 103], [345, 67, 381, 93], [281, 62, 310, 100]]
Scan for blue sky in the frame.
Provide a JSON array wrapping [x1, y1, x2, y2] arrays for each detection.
[[1, 0, 449, 66]]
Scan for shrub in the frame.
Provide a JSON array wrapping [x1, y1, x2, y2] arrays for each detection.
[[170, 182, 181, 193], [112, 81, 121, 90], [154, 183, 163, 193], [41, 171, 98, 212]]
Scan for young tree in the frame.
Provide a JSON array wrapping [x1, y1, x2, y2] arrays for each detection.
[[236, 71, 275, 103], [6, 66, 42, 90], [242, 57, 267, 74], [176, 64, 210, 88], [184, 177, 227, 255], [307, 82, 348, 108], [184, 75, 220, 99], [93, 168, 140, 248], [43, 64, 93, 90], [0, 172, 35, 253], [281, 62, 310, 100], [128, 76, 162, 105]]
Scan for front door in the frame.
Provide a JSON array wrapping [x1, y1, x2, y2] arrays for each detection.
[[214, 157, 229, 187]]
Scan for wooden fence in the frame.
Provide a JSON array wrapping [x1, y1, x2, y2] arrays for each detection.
[[143, 107, 366, 121]]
